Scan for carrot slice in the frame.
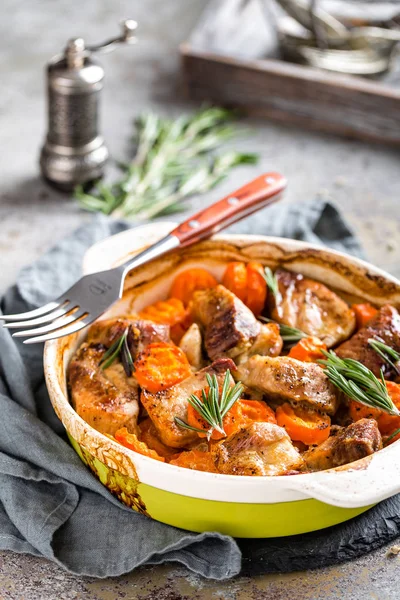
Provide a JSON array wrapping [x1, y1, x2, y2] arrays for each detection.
[[222, 261, 267, 315], [352, 303, 378, 329], [276, 403, 331, 445], [288, 336, 327, 363], [348, 382, 400, 435], [245, 262, 268, 315], [170, 268, 218, 306], [114, 427, 165, 462], [222, 262, 248, 303], [170, 449, 217, 472], [139, 298, 188, 326], [134, 342, 192, 393], [139, 298, 191, 344], [348, 400, 382, 422], [377, 381, 400, 436]]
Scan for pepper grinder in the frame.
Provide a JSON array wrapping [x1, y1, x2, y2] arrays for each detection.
[[40, 20, 137, 191]]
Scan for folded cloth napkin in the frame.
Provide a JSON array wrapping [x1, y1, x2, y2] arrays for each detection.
[[0, 199, 362, 580]]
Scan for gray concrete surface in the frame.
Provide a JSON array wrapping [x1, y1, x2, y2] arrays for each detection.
[[1, 0, 400, 598]]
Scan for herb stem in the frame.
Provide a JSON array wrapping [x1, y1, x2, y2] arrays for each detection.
[[75, 108, 259, 220]]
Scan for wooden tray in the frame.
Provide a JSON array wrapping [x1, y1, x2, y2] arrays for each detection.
[[181, 0, 400, 145]]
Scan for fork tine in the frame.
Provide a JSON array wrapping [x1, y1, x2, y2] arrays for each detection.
[[23, 315, 93, 344], [1, 300, 66, 322], [3, 304, 74, 329], [12, 309, 85, 338]]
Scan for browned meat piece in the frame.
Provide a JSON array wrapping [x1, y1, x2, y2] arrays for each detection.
[[303, 418, 382, 471], [271, 269, 356, 348], [68, 343, 139, 436], [212, 422, 304, 476], [235, 355, 339, 415], [191, 285, 260, 360], [239, 322, 283, 363], [336, 305, 400, 376], [87, 317, 170, 356], [141, 357, 235, 448]]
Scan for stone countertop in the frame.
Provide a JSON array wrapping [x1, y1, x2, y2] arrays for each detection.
[[1, 0, 400, 598]]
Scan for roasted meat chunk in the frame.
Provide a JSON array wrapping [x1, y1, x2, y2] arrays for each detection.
[[141, 358, 235, 448], [238, 322, 283, 364], [68, 343, 139, 436], [303, 418, 382, 471], [212, 422, 304, 476], [235, 355, 339, 415], [271, 269, 356, 348], [87, 317, 170, 356], [336, 305, 400, 376], [191, 285, 260, 360]]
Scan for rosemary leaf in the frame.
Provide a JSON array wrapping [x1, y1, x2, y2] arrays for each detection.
[[385, 427, 400, 445], [75, 107, 259, 220], [368, 338, 400, 377], [176, 370, 244, 440], [121, 334, 135, 377], [263, 267, 280, 300], [99, 329, 128, 370], [259, 317, 307, 345], [318, 350, 400, 416], [174, 417, 208, 436], [99, 327, 134, 375]]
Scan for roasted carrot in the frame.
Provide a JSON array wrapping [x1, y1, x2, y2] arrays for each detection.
[[222, 262, 248, 303], [170, 449, 217, 472], [134, 342, 192, 393], [139, 297, 191, 343], [348, 382, 400, 434], [348, 400, 382, 422], [352, 303, 378, 329], [288, 336, 328, 363], [169, 268, 218, 306], [114, 427, 165, 462], [377, 381, 400, 436], [276, 403, 331, 445], [222, 261, 267, 315], [245, 262, 268, 315]]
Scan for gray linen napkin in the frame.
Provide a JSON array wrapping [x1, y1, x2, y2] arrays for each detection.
[[0, 199, 362, 579]]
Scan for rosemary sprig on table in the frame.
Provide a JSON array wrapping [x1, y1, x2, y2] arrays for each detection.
[[318, 350, 400, 416], [98, 327, 135, 377], [259, 316, 307, 345], [75, 107, 259, 220], [368, 338, 400, 377], [175, 370, 244, 441]]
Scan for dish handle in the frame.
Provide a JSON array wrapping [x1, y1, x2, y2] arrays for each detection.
[[286, 443, 400, 508]]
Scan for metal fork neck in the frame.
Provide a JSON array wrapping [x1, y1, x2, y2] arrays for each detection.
[[118, 234, 180, 282]]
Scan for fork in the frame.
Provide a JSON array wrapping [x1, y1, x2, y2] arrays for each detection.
[[1, 172, 286, 344]]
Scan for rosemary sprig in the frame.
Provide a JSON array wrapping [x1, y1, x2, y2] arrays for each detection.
[[98, 327, 135, 376], [368, 338, 400, 377], [75, 107, 259, 220], [318, 350, 400, 416], [259, 316, 307, 345], [385, 427, 400, 445], [262, 267, 280, 299], [175, 370, 244, 441]]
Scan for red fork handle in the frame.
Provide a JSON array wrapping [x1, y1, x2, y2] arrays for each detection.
[[170, 172, 287, 247]]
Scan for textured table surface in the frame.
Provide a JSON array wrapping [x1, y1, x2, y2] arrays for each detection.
[[1, 1, 400, 598]]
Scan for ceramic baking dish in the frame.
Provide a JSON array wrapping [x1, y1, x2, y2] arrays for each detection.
[[44, 222, 400, 537]]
